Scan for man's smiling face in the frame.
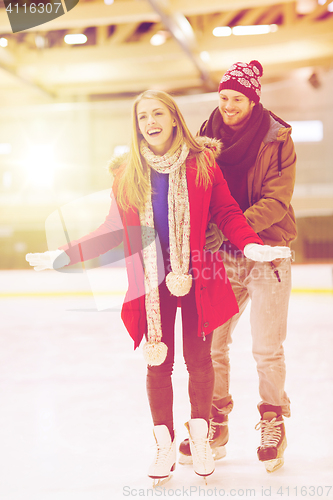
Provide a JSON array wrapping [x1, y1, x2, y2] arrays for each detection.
[[218, 89, 255, 132]]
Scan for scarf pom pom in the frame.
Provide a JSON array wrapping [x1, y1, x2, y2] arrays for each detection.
[[143, 341, 168, 366], [166, 272, 192, 297]]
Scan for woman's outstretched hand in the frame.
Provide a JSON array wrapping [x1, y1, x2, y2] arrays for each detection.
[[244, 243, 291, 262], [26, 249, 70, 271]]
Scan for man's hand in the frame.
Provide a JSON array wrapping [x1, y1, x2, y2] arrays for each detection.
[[205, 222, 225, 253]]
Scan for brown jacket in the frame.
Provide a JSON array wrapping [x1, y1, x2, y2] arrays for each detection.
[[201, 111, 297, 247]]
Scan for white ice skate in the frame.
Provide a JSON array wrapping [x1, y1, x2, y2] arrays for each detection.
[[179, 417, 228, 464], [148, 425, 176, 487], [185, 418, 215, 483]]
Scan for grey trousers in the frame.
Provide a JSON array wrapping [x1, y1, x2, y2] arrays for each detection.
[[211, 251, 292, 419]]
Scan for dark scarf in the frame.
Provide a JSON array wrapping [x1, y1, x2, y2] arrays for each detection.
[[204, 103, 271, 175]]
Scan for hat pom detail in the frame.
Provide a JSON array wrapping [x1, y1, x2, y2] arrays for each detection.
[[143, 341, 168, 366], [249, 60, 263, 77], [166, 272, 192, 297]]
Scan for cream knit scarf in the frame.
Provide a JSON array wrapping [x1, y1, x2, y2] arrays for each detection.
[[139, 139, 192, 366]]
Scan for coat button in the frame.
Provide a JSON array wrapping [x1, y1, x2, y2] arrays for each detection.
[[203, 322, 209, 328]]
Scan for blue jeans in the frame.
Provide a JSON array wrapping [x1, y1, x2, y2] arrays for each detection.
[[211, 251, 292, 419], [146, 280, 214, 438]]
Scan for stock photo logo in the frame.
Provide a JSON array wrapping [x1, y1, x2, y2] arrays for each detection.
[[4, 0, 80, 33]]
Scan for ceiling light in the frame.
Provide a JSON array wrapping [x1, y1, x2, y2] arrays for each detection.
[[150, 32, 167, 46], [232, 24, 277, 35], [200, 51, 211, 62], [35, 35, 46, 49], [318, 0, 326, 4], [64, 34, 87, 45], [213, 27, 232, 37], [296, 0, 317, 13], [0, 38, 8, 47], [328, 1, 333, 10], [104, 0, 114, 4]]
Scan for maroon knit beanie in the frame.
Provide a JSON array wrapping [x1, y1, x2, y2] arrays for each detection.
[[218, 60, 263, 104]]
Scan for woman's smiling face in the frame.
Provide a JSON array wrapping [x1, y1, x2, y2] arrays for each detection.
[[137, 98, 176, 156]]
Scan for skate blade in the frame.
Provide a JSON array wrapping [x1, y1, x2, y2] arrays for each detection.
[[150, 463, 175, 487], [264, 457, 284, 473], [152, 475, 172, 488], [212, 445, 226, 460], [263, 436, 287, 473], [179, 446, 226, 465]]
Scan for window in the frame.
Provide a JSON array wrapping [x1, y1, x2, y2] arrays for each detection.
[[288, 121, 323, 143]]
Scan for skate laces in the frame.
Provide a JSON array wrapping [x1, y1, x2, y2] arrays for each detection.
[[191, 435, 210, 461], [208, 421, 217, 441], [153, 442, 172, 465], [151, 437, 174, 466], [255, 417, 282, 448], [208, 419, 227, 441]]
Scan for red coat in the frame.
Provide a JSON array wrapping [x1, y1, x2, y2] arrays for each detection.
[[61, 149, 263, 349]]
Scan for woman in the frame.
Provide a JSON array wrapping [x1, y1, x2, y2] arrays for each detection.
[[26, 90, 290, 483]]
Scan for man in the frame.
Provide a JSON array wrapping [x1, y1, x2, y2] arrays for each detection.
[[179, 60, 297, 472]]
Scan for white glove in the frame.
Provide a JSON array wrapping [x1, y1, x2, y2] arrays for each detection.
[[244, 243, 291, 262], [26, 249, 70, 271]]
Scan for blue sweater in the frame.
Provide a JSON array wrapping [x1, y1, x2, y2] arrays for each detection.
[[151, 169, 170, 271]]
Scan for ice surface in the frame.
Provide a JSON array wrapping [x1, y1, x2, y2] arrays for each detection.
[[0, 267, 332, 499]]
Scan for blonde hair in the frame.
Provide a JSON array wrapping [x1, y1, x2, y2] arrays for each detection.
[[116, 89, 214, 211]]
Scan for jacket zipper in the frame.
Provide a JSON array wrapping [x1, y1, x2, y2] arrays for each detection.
[[200, 286, 206, 341], [270, 262, 281, 282]]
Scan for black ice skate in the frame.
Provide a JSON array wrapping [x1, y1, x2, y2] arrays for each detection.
[[256, 405, 287, 473]]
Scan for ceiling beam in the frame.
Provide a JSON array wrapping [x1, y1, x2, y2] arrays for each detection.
[[259, 5, 283, 24], [0, 0, 331, 99], [237, 6, 269, 26], [16, 14, 333, 67], [283, 2, 297, 25], [14, 25, 333, 99], [145, 0, 214, 88], [201, 15, 333, 51], [0, 0, 296, 33], [25, 47, 333, 98], [169, 0, 295, 16], [109, 23, 141, 45]]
